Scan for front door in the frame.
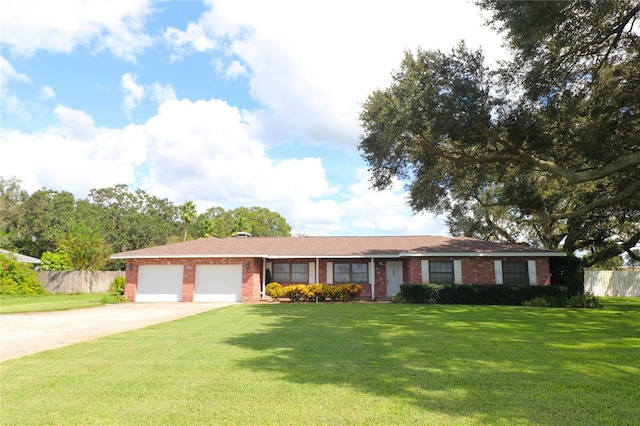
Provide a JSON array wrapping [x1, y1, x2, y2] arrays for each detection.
[[386, 261, 403, 297]]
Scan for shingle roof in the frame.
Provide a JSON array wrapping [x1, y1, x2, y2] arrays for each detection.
[[0, 249, 41, 264], [111, 235, 565, 259]]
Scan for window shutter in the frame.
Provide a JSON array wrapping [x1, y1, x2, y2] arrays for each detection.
[[421, 260, 429, 283], [327, 262, 333, 284], [528, 260, 537, 286], [308, 262, 315, 284], [494, 260, 503, 285], [454, 260, 462, 284]]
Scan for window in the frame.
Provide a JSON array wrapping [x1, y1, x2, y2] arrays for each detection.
[[429, 261, 454, 284], [272, 262, 309, 283], [502, 261, 528, 286], [334, 262, 368, 283]]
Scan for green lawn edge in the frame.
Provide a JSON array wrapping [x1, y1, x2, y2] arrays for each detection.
[[1, 301, 639, 425], [0, 293, 110, 314]]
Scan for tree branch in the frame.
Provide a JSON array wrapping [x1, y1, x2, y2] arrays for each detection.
[[425, 129, 640, 184], [547, 179, 640, 220], [583, 230, 640, 267]]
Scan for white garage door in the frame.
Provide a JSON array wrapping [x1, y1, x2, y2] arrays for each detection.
[[136, 265, 183, 302], [194, 265, 243, 302]]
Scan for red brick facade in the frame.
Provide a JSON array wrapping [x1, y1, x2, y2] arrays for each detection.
[[124, 257, 265, 302], [125, 256, 552, 302]]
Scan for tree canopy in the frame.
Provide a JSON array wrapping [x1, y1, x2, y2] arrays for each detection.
[[194, 206, 292, 238], [359, 1, 640, 266], [0, 179, 293, 269]]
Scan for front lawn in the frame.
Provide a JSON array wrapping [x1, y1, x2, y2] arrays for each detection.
[[0, 293, 110, 314], [1, 301, 639, 425]]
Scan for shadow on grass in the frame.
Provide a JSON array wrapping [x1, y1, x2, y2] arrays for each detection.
[[226, 303, 640, 425]]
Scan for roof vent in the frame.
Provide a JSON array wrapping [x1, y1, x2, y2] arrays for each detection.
[[235, 232, 252, 237]]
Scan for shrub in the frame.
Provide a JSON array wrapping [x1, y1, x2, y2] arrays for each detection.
[[522, 297, 550, 307], [39, 251, 72, 271], [265, 283, 362, 303], [98, 275, 128, 304], [109, 276, 126, 295], [99, 293, 127, 304], [265, 282, 284, 299], [0, 253, 48, 296], [323, 285, 339, 301], [282, 284, 313, 302], [390, 292, 406, 303], [399, 283, 438, 303], [308, 283, 327, 302], [565, 293, 604, 309], [344, 284, 363, 301], [399, 283, 569, 306], [521, 292, 603, 309], [329, 284, 362, 301]]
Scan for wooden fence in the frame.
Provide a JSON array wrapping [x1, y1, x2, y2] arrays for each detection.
[[584, 271, 640, 297], [38, 271, 125, 294]]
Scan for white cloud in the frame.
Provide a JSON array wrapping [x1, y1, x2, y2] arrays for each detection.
[[224, 60, 248, 79], [0, 98, 444, 236], [0, 57, 31, 120], [149, 82, 177, 104], [38, 85, 56, 101], [121, 73, 177, 117], [53, 105, 99, 140], [337, 171, 447, 236], [0, 109, 146, 196], [0, 57, 31, 84], [164, 23, 217, 61], [140, 98, 332, 208], [164, 0, 508, 148], [1, 0, 154, 61], [2, 2, 501, 236], [121, 73, 146, 116]]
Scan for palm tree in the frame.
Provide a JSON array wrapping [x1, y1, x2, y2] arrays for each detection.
[[180, 201, 197, 241]]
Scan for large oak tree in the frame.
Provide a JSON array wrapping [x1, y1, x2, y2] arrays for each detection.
[[359, 1, 640, 266]]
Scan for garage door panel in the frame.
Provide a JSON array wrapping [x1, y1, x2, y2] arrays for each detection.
[[137, 265, 183, 302], [194, 265, 242, 302]]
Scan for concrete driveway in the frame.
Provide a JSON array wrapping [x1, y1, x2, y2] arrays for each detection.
[[0, 302, 234, 362]]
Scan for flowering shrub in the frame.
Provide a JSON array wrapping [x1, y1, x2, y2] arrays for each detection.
[[266, 282, 363, 302], [266, 282, 284, 299], [323, 284, 362, 301], [308, 283, 327, 302], [335, 284, 363, 301], [282, 284, 313, 302]]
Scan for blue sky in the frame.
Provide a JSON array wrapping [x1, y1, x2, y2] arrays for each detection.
[[1, 0, 507, 236]]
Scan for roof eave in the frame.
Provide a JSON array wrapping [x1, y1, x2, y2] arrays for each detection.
[[112, 251, 566, 260], [399, 251, 567, 257], [110, 254, 270, 260]]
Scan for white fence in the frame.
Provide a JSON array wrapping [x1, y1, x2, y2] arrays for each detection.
[[584, 271, 640, 297], [39, 271, 125, 294]]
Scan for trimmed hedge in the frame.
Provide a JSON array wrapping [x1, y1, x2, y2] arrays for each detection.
[[399, 283, 568, 306]]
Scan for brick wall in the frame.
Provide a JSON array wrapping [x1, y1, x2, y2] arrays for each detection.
[[124, 255, 554, 302], [402, 256, 552, 286], [462, 258, 496, 284], [124, 257, 263, 302]]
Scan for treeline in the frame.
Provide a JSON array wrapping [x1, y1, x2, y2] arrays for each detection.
[[0, 178, 291, 270]]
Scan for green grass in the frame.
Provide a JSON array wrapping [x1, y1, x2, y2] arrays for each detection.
[[1, 301, 639, 425], [0, 293, 110, 314]]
